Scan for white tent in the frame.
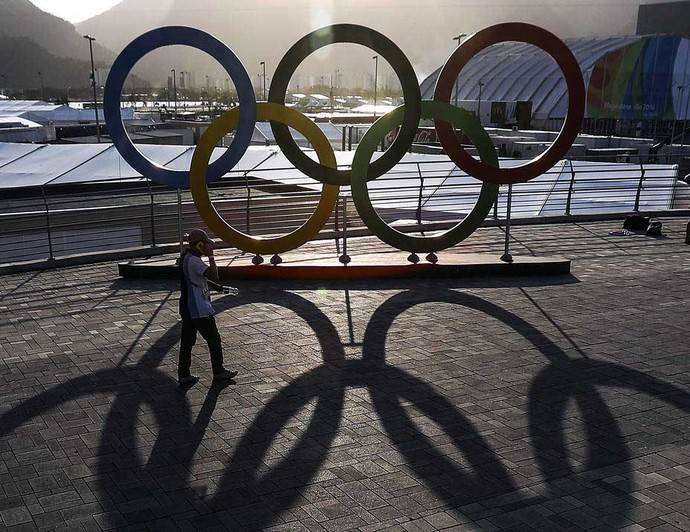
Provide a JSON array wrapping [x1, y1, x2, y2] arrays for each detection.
[[0, 141, 682, 217], [0, 100, 134, 124], [250, 122, 343, 148]]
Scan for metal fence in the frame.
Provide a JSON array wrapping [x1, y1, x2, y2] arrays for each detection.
[[1, 153, 688, 269]]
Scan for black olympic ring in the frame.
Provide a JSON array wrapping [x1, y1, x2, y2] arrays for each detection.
[[268, 24, 422, 186]]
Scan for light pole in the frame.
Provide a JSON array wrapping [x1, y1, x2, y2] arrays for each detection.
[[329, 74, 334, 112], [205, 75, 210, 113], [83, 34, 101, 143], [180, 71, 188, 108], [372, 55, 379, 118], [452, 34, 467, 107], [171, 68, 178, 117], [260, 61, 266, 100]]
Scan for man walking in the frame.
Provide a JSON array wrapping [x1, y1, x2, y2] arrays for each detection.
[[178, 229, 237, 385]]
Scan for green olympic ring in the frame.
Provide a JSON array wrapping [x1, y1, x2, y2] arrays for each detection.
[[350, 100, 499, 253]]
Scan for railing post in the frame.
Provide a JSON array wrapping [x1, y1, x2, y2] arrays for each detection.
[[565, 159, 576, 216], [416, 162, 424, 226], [41, 186, 55, 261], [348, 126, 353, 151], [341, 126, 346, 152], [245, 173, 252, 233], [177, 187, 184, 253], [334, 194, 341, 255], [501, 184, 514, 263], [634, 160, 646, 212], [148, 181, 156, 247], [339, 194, 351, 265]]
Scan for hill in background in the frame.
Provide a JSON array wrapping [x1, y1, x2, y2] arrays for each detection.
[[0, 0, 113, 92], [76, 0, 645, 90]]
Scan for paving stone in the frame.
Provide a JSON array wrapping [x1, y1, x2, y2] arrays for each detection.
[[0, 506, 32, 527], [1, 220, 689, 530]]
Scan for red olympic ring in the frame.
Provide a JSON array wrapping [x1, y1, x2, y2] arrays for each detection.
[[434, 23, 586, 185]]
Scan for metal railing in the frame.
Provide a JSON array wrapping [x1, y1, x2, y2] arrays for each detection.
[[0, 152, 688, 270]]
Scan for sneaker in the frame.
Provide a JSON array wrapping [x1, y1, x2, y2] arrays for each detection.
[[178, 375, 200, 386], [213, 370, 238, 381]]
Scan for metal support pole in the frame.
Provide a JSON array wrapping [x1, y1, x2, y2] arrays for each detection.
[[245, 173, 251, 233], [348, 125, 353, 151], [148, 181, 156, 247], [171, 68, 178, 117], [343, 196, 348, 258], [339, 195, 351, 264], [565, 159, 576, 216], [84, 35, 101, 143], [501, 184, 513, 263], [41, 187, 55, 261], [341, 126, 346, 152], [334, 194, 341, 255], [177, 188, 184, 253]]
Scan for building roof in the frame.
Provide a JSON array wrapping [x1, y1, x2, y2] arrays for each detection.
[[251, 122, 343, 146], [0, 116, 43, 129], [421, 35, 690, 121], [0, 100, 134, 124], [0, 100, 62, 116]]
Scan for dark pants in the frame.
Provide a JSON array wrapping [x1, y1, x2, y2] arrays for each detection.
[[179, 316, 225, 377]]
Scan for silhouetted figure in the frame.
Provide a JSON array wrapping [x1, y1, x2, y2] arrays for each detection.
[[178, 229, 237, 385]]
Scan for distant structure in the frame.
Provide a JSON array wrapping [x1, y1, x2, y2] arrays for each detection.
[[0, 117, 49, 143], [637, 1, 690, 38], [0, 100, 135, 143], [0, 99, 129, 125], [421, 34, 690, 138]]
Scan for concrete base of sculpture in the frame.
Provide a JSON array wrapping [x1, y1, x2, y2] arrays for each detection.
[[119, 252, 570, 281]]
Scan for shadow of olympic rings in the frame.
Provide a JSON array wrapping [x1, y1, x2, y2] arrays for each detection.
[[1, 288, 688, 529]]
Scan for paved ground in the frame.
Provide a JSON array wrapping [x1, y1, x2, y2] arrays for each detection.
[[1, 219, 689, 531]]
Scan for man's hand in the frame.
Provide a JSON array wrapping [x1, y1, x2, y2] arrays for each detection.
[[204, 241, 215, 258], [204, 242, 219, 282]]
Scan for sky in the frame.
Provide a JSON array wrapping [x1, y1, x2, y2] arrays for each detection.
[[31, 0, 122, 23], [30, 0, 671, 26]]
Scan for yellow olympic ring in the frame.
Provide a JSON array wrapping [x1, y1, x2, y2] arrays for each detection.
[[190, 102, 340, 256]]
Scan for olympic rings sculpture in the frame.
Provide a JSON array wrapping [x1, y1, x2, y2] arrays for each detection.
[[105, 23, 586, 257]]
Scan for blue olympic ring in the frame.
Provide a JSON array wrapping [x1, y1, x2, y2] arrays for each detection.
[[104, 26, 257, 189]]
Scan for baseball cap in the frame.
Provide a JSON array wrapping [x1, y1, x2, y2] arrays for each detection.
[[185, 229, 213, 245]]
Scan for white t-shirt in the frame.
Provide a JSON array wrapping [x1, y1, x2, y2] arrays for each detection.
[[182, 254, 215, 318]]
